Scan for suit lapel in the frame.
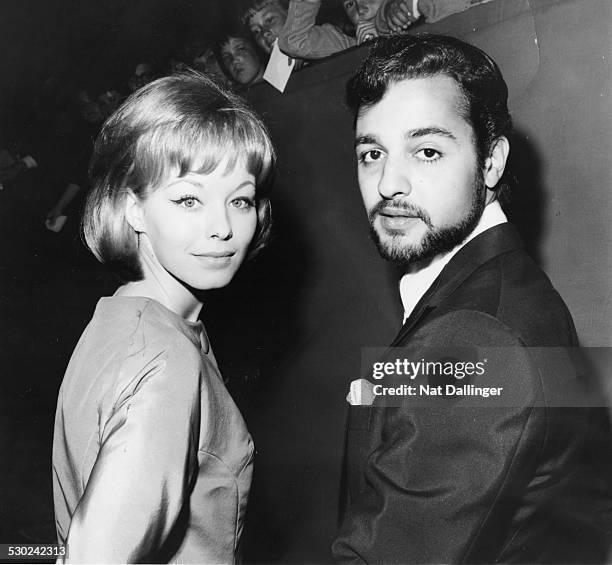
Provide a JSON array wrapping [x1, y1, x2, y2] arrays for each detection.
[[391, 223, 524, 346], [343, 224, 525, 501]]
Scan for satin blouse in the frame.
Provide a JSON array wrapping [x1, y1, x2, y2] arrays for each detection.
[[52, 296, 254, 563]]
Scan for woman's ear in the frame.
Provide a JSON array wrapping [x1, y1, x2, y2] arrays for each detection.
[[124, 191, 146, 233], [484, 136, 510, 189]]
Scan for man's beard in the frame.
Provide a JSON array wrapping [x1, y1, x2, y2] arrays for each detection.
[[368, 176, 486, 267]]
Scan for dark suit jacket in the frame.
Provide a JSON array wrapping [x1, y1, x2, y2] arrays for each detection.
[[333, 224, 612, 564]]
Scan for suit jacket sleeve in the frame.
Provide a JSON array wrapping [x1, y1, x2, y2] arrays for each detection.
[[333, 310, 546, 564], [61, 340, 202, 563]]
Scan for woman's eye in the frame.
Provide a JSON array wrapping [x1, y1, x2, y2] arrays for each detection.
[[417, 147, 442, 161], [231, 197, 255, 210], [359, 149, 384, 164], [173, 196, 200, 209]]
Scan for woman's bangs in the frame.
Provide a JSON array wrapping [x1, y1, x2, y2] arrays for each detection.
[[132, 111, 273, 190]]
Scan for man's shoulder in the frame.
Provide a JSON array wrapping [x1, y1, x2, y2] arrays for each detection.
[[433, 247, 577, 347]]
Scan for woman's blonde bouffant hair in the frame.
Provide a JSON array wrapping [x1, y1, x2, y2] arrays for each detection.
[[82, 70, 275, 281]]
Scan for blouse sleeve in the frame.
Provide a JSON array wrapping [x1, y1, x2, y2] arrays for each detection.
[[62, 343, 201, 563]]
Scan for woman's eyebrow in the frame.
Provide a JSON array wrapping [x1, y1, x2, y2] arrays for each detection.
[[162, 177, 205, 190]]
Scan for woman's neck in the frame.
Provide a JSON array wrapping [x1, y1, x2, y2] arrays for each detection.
[[115, 238, 203, 322]]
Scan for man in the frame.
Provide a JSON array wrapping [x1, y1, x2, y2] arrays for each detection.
[[333, 35, 612, 563]]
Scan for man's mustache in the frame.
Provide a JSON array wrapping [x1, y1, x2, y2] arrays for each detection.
[[368, 199, 434, 229]]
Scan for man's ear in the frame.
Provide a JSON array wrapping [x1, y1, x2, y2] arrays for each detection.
[[124, 191, 146, 233], [483, 136, 510, 189]]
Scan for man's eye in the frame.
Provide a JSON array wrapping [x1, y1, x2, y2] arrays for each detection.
[[417, 147, 442, 161], [359, 149, 384, 164], [173, 196, 200, 209]]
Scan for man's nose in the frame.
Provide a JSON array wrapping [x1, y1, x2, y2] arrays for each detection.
[[377, 157, 412, 199]]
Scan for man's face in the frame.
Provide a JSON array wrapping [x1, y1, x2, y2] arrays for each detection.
[[247, 2, 288, 55], [355, 75, 489, 266], [220, 37, 263, 85], [342, 0, 385, 26]]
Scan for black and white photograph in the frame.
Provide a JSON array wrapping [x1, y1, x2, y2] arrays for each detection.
[[1, 0, 611, 563]]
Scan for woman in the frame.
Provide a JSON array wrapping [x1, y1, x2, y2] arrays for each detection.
[[52, 72, 274, 563]]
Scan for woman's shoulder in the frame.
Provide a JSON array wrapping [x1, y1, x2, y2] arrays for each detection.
[[91, 296, 202, 347], [84, 297, 205, 403], [70, 297, 205, 387]]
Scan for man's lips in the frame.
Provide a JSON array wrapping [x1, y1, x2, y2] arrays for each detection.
[[377, 208, 423, 232]]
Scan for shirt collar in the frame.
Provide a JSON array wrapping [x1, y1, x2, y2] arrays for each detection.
[[399, 200, 507, 321]]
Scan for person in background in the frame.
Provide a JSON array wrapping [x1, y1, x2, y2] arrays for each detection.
[[52, 71, 275, 563], [278, 0, 496, 61], [127, 61, 158, 93], [171, 38, 231, 87], [242, 0, 290, 57], [343, 0, 386, 42], [376, 0, 495, 33], [217, 32, 266, 89], [192, 45, 231, 86], [0, 151, 37, 188], [278, 0, 385, 61], [97, 90, 123, 119], [44, 89, 109, 230]]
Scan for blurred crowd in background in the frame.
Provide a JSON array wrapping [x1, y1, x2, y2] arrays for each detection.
[[0, 0, 490, 231]]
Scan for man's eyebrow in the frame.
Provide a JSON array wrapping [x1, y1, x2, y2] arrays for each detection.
[[405, 127, 457, 140], [355, 134, 379, 147]]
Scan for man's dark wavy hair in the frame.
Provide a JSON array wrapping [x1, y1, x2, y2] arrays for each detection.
[[346, 34, 513, 204]]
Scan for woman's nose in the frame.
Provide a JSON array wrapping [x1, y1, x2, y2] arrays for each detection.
[[207, 209, 233, 241]]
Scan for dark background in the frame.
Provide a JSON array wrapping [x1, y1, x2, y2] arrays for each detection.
[[0, 0, 345, 134], [1, 0, 611, 562]]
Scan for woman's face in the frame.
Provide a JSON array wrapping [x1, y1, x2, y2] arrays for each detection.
[[132, 160, 258, 291], [220, 37, 264, 85]]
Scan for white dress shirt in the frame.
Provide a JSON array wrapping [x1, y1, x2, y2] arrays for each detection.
[[399, 201, 507, 322]]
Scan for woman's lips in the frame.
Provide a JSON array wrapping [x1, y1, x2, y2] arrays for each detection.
[[193, 251, 235, 267]]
